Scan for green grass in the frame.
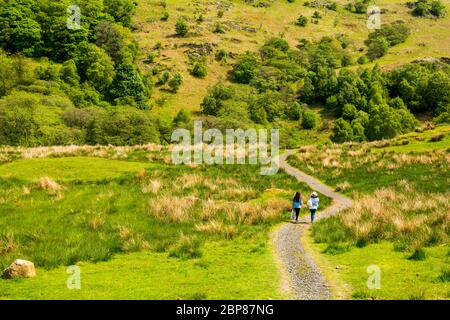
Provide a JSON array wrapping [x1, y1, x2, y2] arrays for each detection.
[[305, 235, 450, 300], [0, 147, 331, 299], [0, 157, 157, 181], [0, 239, 284, 300], [287, 125, 450, 195]]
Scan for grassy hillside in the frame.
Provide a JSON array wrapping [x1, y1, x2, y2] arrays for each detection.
[[134, 0, 450, 115], [288, 124, 450, 299]]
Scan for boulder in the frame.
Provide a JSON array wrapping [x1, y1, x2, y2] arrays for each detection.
[[2, 259, 36, 279]]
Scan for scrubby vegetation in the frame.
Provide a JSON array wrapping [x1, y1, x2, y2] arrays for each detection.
[[0, 145, 330, 271], [288, 125, 449, 252]]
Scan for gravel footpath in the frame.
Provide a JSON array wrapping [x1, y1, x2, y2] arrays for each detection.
[[274, 150, 353, 300]]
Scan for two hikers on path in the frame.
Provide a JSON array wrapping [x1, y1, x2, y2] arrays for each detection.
[[291, 192, 319, 224]]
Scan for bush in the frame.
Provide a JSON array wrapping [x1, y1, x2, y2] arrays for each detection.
[[191, 62, 208, 78], [367, 36, 389, 61], [357, 56, 368, 65], [302, 110, 316, 129], [213, 23, 225, 34], [232, 52, 259, 84], [216, 49, 228, 62], [175, 18, 188, 37], [332, 118, 354, 142], [168, 72, 183, 93], [296, 15, 308, 27]]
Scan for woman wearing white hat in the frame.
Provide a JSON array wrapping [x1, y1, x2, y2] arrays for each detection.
[[307, 192, 319, 223]]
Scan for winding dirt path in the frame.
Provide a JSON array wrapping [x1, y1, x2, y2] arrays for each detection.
[[274, 150, 353, 300]]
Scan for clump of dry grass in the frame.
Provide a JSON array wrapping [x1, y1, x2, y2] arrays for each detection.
[[195, 221, 236, 239], [218, 186, 257, 199], [22, 186, 31, 195], [335, 181, 351, 192], [141, 179, 162, 194], [148, 195, 197, 222], [0, 231, 16, 256], [36, 177, 63, 198], [136, 169, 147, 180], [118, 225, 150, 252], [338, 187, 450, 249], [89, 216, 105, 231], [173, 174, 220, 191], [222, 199, 286, 225]]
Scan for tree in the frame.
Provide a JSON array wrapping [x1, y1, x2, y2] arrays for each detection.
[[352, 121, 366, 141], [331, 118, 354, 143], [104, 0, 136, 27], [367, 36, 389, 61], [191, 62, 208, 78], [168, 72, 183, 93], [232, 52, 259, 84], [109, 63, 148, 109], [175, 18, 189, 37], [302, 110, 317, 129], [413, 0, 429, 16], [75, 43, 115, 94], [0, 97, 41, 146], [0, 1, 42, 56], [60, 59, 80, 86], [173, 109, 190, 126], [201, 83, 233, 116], [296, 15, 308, 27], [342, 104, 358, 120], [95, 21, 128, 63], [430, 0, 446, 17]]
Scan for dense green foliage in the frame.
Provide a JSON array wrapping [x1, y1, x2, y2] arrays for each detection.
[[201, 36, 450, 143], [366, 21, 410, 61], [411, 0, 447, 18]]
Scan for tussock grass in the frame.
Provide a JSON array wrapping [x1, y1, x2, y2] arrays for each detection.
[[0, 232, 16, 256], [313, 185, 449, 252], [169, 234, 202, 260], [148, 195, 197, 222], [195, 221, 236, 239]]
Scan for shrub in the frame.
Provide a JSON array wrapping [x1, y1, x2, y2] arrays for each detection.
[[302, 110, 317, 129], [332, 118, 354, 142], [161, 10, 169, 21], [232, 52, 259, 84], [191, 62, 208, 78], [296, 15, 308, 27], [168, 72, 183, 93], [312, 11, 322, 19], [213, 23, 225, 34], [216, 49, 228, 61], [367, 36, 389, 60], [357, 56, 368, 65], [175, 18, 188, 37]]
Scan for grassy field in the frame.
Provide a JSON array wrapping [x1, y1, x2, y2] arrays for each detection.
[[303, 234, 450, 300], [134, 0, 450, 115], [288, 124, 450, 299], [0, 145, 330, 299]]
